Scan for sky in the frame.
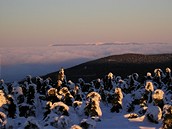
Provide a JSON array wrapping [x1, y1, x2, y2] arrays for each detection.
[[0, 0, 172, 47]]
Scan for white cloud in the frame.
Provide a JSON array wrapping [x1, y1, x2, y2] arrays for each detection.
[[0, 43, 171, 82]]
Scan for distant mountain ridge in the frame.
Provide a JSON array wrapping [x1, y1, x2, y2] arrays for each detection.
[[43, 53, 172, 82], [50, 42, 169, 47]]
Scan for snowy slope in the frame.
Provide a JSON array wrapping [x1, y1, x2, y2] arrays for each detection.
[[97, 103, 162, 129]]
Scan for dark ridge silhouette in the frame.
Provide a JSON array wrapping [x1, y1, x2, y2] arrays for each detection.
[[42, 53, 172, 82]]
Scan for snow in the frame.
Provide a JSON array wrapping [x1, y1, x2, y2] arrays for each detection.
[[96, 104, 162, 129]]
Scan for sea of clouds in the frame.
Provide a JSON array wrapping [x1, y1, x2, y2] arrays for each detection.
[[0, 42, 171, 82]]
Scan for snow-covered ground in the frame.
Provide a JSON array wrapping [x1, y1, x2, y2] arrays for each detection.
[[96, 103, 162, 129], [0, 42, 171, 82]]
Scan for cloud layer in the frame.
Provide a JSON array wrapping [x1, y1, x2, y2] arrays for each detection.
[[0, 43, 171, 82]]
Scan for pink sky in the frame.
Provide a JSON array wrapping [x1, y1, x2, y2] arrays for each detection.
[[0, 0, 172, 47]]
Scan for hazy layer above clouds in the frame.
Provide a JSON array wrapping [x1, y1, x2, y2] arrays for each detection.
[[0, 43, 171, 82]]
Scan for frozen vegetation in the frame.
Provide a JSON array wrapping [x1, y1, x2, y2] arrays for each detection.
[[0, 66, 172, 129]]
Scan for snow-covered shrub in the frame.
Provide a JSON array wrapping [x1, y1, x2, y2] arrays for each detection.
[[56, 80, 62, 90], [145, 81, 154, 92], [43, 113, 58, 127], [108, 72, 113, 79], [27, 84, 37, 105], [72, 101, 82, 108], [6, 95, 17, 118], [86, 92, 101, 102], [0, 112, 7, 128], [152, 89, 164, 100], [110, 88, 123, 113], [36, 76, 43, 91], [72, 101, 85, 116], [12, 85, 24, 104], [59, 87, 70, 96], [18, 103, 36, 118], [116, 79, 128, 93], [12, 85, 23, 96], [57, 68, 66, 82], [5, 118, 15, 129], [147, 72, 152, 77], [114, 88, 123, 104], [23, 117, 41, 129], [162, 105, 172, 129], [125, 73, 140, 93], [162, 104, 171, 116], [84, 98, 102, 117], [0, 79, 8, 94], [127, 113, 138, 119], [135, 106, 148, 116], [93, 78, 102, 90], [47, 88, 61, 103], [78, 78, 85, 84], [152, 89, 165, 109], [85, 92, 102, 117], [45, 114, 71, 129], [80, 118, 96, 129], [131, 88, 144, 102], [57, 115, 71, 129], [0, 90, 7, 108], [47, 88, 58, 96], [45, 112, 71, 128], [70, 124, 82, 129], [25, 75, 33, 84], [64, 93, 74, 106], [154, 68, 164, 77], [43, 101, 52, 119], [50, 102, 69, 116], [146, 105, 162, 123], [67, 80, 75, 90], [166, 67, 171, 73]]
